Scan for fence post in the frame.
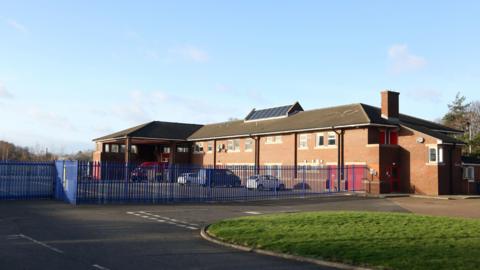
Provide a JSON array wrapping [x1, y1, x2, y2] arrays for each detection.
[[302, 166, 306, 198]]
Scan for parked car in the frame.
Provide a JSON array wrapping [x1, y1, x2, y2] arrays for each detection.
[[177, 172, 202, 185], [246, 175, 286, 190], [177, 169, 241, 187], [131, 162, 166, 182]]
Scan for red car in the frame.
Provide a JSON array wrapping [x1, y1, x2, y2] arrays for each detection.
[[130, 162, 167, 182]]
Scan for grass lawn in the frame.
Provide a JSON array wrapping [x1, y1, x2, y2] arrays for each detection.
[[208, 211, 480, 270]]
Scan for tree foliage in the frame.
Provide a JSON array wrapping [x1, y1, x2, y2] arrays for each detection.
[[442, 93, 480, 157], [0, 140, 93, 161]]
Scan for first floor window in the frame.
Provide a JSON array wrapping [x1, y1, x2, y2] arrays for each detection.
[[194, 142, 204, 153], [104, 144, 110, 153], [245, 138, 253, 151], [233, 139, 240, 151], [176, 146, 189, 153], [227, 139, 240, 151], [111, 144, 119, 153], [327, 132, 336, 146], [316, 133, 324, 147], [299, 134, 308, 149], [266, 136, 282, 144], [131, 145, 138, 154], [207, 142, 213, 152]]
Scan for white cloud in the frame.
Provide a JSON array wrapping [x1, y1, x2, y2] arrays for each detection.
[[6, 19, 28, 33], [170, 45, 209, 62], [388, 44, 426, 74], [0, 82, 13, 98]]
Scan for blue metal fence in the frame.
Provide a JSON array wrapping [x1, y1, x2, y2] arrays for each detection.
[[76, 161, 368, 204], [0, 161, 56, 200]]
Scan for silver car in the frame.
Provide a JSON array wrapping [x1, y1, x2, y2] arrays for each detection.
[[246, 175, 285, 190]]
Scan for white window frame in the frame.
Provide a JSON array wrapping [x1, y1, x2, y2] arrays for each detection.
[[207, 142, 213, 153], [427, 145, 443, 164], [327, 132, 336, 146], [299, 134, 308, 149], [111, 144, 119, 153], [266, 135, 282, 144], [464, 167, 475, 180], [193, 142, 204, 154], [227, 139, 241, 152], [315, 133, 324, 148], [245, 138, 253, 152]]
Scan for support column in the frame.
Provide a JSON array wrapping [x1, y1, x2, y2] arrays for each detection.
[[254, 136, 260, 174], [294, 133, 298, 178], [169, 142, 177, 164], [213, 140, 217, 169], [125, 137, 131, 164]]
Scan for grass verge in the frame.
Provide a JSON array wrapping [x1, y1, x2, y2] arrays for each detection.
[[207, 211, 480, 270]]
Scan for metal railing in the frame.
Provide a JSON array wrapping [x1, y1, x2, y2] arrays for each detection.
[[76, 161, 368, 204], [0, 161, 56, 200]]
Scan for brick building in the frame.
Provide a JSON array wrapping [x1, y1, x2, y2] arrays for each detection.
[[93, 90, 477, 195]]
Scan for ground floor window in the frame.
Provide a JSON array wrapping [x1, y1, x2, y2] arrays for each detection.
[[428, 145, 443, 164], [464, 167, 475, 180]]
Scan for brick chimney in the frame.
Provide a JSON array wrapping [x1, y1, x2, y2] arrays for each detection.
[[381, 90, 400, 120]]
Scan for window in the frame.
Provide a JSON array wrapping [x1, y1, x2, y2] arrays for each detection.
[[227, 139, 240, 152], [380, 130, 398, 145], [428, 146, 443, 163], [194, 142, 204, 153], [316, 133, 324, 147], [245, 138, 253, 152], [163, 147, 171, 153], [111, 144, 119, 153], [327, 132, 336, 146], [120, 145, 126, 153], [104, 144, 110, 153], [176, 146, 189, 153], [464, 167, 475, 180], [390, 131, 398, 145], [429, 147, 437, 162], [207, 142, 213, 152], [266, 136, 282, 144], [216, 143, 223, 152], [131, 145, 138, 154], [299, 134, 308, 149]]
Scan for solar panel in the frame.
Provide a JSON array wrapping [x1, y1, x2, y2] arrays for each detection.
[[245, 105, 293, 121]]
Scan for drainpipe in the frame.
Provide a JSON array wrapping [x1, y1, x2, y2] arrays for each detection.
[[333, 127, 345, 191]]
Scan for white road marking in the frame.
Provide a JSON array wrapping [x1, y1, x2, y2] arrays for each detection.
[[244, 211, 262, 215], [127, 211, 199, 230], [8, 234, 64, 254], [92, 264, 111, 270]]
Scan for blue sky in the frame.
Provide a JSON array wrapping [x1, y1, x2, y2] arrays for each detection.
[[0, 1, 479, 153]]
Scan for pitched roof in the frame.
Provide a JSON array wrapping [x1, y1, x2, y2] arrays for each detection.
[[93, 121, 203, 141], [188, 103, 463, 141], [188, 103, 378, 140]]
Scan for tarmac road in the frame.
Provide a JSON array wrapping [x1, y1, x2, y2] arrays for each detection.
[[0, 196, 407, 270]]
